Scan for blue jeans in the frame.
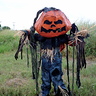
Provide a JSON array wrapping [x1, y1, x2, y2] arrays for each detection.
[[41, 53, 67, 96]]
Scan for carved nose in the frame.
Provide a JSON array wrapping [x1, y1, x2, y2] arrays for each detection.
[[51, 24, 56, 28]]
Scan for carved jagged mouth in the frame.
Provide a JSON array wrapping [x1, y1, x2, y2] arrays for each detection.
[[41, 26, 66, 33]]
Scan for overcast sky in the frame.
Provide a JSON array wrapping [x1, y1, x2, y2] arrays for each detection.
[[0, 0, 96, 30]]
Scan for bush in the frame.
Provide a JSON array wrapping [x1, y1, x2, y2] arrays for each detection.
[[2, 26, 10, 30]]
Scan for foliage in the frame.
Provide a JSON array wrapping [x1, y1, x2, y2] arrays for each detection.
[[2, 26, 11, 30]]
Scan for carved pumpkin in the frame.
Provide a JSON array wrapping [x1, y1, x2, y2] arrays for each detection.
[[35, 9, 72, 38]]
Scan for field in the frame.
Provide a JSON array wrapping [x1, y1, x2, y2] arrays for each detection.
[[0, 26, 96, 96]]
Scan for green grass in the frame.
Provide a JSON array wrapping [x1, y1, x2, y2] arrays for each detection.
[[0, 51, 38, 96], [74, 64, 96, 96], [0, 30, 19, 53], [0, 51, 96, 96], [62, 57, 96, 96], [77, 21, 96, 57], [0, 28, 96, 96]]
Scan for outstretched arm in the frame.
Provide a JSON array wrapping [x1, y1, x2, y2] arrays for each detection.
[[20, 30, 45, 42], [14, 30, 29, 60], [68, 23, 88, 46]]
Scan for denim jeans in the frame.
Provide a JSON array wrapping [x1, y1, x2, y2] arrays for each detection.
[[41, 53, 67, 96]]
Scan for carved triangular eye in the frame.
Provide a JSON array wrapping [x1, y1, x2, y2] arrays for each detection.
[[44, 20, 52, 24], [54, 20, 62, 24]]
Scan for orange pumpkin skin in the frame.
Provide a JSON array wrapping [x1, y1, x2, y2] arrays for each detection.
[[35, 10, 72, 38]]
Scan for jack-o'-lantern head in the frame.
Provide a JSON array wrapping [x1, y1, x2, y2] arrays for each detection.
[[34, 7, 72, 38]]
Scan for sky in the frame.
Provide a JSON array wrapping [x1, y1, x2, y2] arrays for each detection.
[[0, 0, 96, 30]]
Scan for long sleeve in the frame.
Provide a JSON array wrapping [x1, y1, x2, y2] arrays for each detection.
[[34, 33, 46, 42]]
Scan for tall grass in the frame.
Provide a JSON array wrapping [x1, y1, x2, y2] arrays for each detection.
[[76, 21, 96, 57], [85, 34, 96, 57], [0, 30, 19, 53], [67, 21, 96, 57]]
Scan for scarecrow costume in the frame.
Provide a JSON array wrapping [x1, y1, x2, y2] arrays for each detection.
[[15, 7, 88, 96], [34, 33, 69, 96]]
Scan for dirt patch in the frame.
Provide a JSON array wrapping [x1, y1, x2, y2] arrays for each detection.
[[68, 57, 96, 66], [86, 59, 96, 65], [6, 78, 28, 87]]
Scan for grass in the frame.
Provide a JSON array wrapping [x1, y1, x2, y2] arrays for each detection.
[[0, 51, 37, 96], [0, 28, 96, 96], [0, 30, 19, 53], [74, 62, 96, 96], [73, 21, 96, 57], [0, 51, 96, 96]]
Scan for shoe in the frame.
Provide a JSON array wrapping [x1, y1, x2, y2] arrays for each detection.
[[55, 86, 69, 96], [38, 92, 50, 96], [38, 93, 42, 96]]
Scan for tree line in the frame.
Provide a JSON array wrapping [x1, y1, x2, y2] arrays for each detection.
[[0, 24, 10, 30]]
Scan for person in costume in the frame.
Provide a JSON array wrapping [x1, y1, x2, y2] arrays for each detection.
[[15, 7, 87, 96], [31, 7, 71, 96], [34, 33, 69, 96]]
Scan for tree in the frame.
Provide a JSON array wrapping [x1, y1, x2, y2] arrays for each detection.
[[2, 26, 10, 30]]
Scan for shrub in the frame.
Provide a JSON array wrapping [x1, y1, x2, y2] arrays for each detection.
[[2, 26, 11, 30]]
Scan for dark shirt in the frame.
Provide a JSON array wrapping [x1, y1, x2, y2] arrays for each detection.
[[34, 33, 69, 50]]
